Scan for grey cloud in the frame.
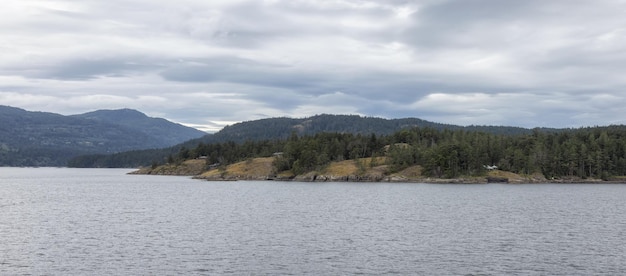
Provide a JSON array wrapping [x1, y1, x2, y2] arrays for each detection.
[[534, 45, 626, 74], [4, 0, 626, 130], [7, 57, 161, 80], [161, 60, 426, 104], [403, 0, 537, 48], [159, 57, 324, 91], [190, 0, 412, 48]]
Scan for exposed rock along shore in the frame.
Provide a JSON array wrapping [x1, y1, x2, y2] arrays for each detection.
[[130, 157, 620, 184]]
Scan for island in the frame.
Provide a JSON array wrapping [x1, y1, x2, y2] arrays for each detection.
[[130, 157, 618, 184]]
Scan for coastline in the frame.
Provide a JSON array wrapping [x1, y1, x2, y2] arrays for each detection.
[[129, 158, 625, 184]]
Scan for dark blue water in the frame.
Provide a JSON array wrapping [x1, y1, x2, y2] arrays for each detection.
[[2, 168, 626, 275]]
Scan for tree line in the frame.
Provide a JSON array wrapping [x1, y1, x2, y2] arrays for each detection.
[[68, 114, 537, 168], [147, 125, 626, 180]]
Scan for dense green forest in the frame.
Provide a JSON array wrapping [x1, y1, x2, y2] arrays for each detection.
[[71, 125, 626, 180], [274, 126, 626, 179], [68, 114, 535, 168]]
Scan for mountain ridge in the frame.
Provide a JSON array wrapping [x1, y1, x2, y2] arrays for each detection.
[[72, 108, 205, 146], [0, 105, 206, 166], [69, 113, 544, 168]]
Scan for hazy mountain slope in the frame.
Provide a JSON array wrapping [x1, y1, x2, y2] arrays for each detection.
[[206, 114, 531, 142], [0, 106, 205, 166], [73, 108, 206, 146], [70, 114, 536, 168]]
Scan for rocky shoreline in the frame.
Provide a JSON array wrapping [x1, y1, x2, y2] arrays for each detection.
[[130, 158, 624, 184], [194, 174, 615, 184]]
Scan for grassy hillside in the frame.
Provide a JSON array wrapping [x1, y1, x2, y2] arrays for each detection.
[[147, 156, 494, 183]]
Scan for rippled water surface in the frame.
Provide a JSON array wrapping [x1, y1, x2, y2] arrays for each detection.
[[2, 167, 626, 275]]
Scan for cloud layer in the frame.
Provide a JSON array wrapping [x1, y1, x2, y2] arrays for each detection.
[[2, 0, 626, 131]]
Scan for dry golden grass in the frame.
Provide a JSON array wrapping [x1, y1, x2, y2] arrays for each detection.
[[199, 168, 222, 178], [151, 156, 543, 183], [362, 156, 388, 166], [226, 157, 275, 176], [396, 165, 423, 178], [198, 157, 276, 179], [322, 157, 391, 176], [487, 169, 520, 178], [324, 160, 359, 175], [486, 169, 533, 182], [182, 159, 206, 167], [276, 170, 295, 178], [137, 159, 207, 175], [197, 156, 394, 179]]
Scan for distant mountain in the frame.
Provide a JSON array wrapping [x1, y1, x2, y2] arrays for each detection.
[[72, 109, 206, 146], [0, 106, 206, 166], [176, 114, 533, 149], [69, 114, 537, 168]]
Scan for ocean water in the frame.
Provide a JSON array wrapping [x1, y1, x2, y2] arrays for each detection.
[[1, 167, 626, 275]]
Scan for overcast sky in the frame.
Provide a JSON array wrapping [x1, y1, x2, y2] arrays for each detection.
[[2, 0, 626, 132]]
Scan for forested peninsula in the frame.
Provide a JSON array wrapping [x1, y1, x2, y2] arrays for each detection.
[[131, 125, 626, 183]]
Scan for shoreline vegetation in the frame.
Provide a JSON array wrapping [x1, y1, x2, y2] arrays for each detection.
[[129, 158, 624, 184], [127, 125, 626, 184]]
